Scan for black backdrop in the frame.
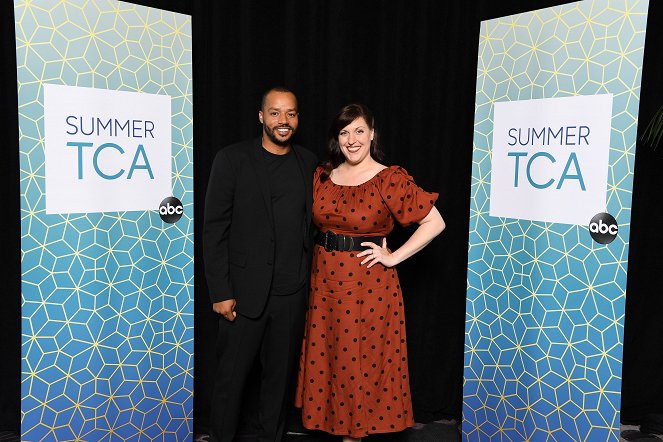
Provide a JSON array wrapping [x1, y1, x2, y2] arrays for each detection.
[[1, 0, 661, 435]]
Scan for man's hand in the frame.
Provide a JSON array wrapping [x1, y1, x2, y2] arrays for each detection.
[[213, 299, 237, 322]]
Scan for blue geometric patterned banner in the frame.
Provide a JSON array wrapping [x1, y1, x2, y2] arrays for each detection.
[[463, 1, 649, 440], [14, 1, 193, 440]]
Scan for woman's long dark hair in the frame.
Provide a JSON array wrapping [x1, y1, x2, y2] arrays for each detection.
[[320, 103, 384, 181]]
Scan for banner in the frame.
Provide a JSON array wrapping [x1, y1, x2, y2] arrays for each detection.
[[464, 1, 648, 440], [14, 1, 193, 440]]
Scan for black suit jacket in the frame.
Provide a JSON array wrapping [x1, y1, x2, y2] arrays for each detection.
[[203, 137, 318, 318]]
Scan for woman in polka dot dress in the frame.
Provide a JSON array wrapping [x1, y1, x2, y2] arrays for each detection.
[[295, 104, 446, 441]]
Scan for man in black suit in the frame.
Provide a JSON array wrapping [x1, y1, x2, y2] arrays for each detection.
[[203, 87, 318, 442]]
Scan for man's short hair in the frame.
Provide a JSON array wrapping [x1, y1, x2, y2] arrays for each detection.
[[260, 87, 296, 110]]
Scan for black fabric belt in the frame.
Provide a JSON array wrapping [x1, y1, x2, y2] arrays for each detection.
[[315, 230, 383, 252]]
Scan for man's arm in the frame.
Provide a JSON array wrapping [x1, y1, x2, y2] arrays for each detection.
[[203, 149, 236, 309]]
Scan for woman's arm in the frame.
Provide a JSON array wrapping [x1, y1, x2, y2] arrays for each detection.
[[359, 206, 445, 268]]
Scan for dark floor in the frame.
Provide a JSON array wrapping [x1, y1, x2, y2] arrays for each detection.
[[192, 421, 461, 442], [0, 432, 18, 442], [620, 424, 663, 442], [281, 421, 461, 442]]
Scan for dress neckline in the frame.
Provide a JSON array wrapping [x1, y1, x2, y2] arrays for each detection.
[[328, 166, 392, 187]]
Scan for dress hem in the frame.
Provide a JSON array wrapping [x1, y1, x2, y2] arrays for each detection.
[[300, 419, 415, 438]]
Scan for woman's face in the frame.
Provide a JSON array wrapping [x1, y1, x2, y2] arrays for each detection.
[[338, 117, 374, 166]]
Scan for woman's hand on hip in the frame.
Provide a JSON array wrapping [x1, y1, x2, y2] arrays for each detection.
[[358, 238, 397, 268]]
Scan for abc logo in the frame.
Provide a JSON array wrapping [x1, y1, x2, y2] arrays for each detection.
[[159, 196, 184, 223], [588, 212, 618, 244]]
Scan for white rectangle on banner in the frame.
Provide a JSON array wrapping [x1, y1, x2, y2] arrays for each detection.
[[44, 84, 171, 214], [489, 94, 613, 225]]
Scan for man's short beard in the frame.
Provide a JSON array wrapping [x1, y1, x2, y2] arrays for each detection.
[[264, 124, 295, 147]]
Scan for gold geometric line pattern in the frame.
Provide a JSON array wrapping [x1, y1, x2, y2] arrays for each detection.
[[15, 1, 193, 440], [463, 1, 648, 440]]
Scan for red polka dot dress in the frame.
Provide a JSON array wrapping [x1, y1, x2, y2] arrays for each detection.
[[295, 166, 438, 438]]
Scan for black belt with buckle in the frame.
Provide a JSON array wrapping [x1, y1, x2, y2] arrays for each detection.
[[315, 230, 384, 252]]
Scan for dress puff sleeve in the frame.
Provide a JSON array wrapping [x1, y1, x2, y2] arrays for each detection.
[[377, 166, 439, 226]]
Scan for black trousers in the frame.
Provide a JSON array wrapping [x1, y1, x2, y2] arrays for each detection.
[[209, 289, 306, 442]]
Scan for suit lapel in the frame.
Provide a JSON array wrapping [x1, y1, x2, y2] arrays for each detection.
[[250, 138, 275, 230]]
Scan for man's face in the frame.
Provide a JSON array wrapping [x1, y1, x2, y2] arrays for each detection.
[[259, 91, 299, 147]]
